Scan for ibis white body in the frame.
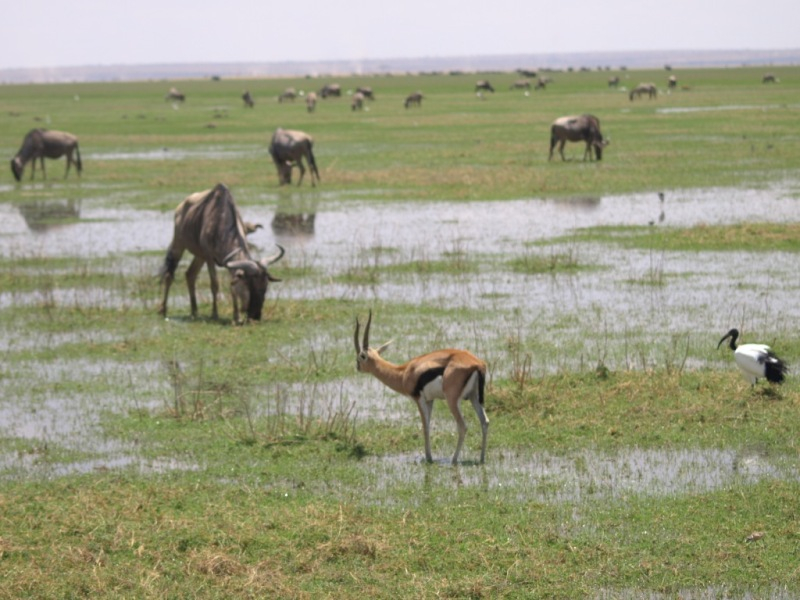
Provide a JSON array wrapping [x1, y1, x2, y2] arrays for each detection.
[[734, 344, 782, 384], [718, 328, 788, 385]]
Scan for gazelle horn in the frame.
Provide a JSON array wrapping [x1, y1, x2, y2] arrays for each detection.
[[354, 316, 362, 353], [363, 309, 372, 350]]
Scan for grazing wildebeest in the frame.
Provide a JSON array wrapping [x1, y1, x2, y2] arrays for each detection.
[[351, 91, 365, 111], [320, 83, 341, 98], [667, 75, 677, 89], [475, 80, 494, 93], [165, 87, 185, 102], [509, 79, 531, 90], [535, 77, 551, 90], [549, 114, 608, 162], [404, 92, 423, 108], [608, 76, 620, 88], [762, 73, 778, 83], [306, 91, 318, 113], [268, 128, 320, 187], [11, 129, 82, 182], [356, 86, 375, 100], [242, 90, 254, 108], [278, 87, 297, 103], [158, 183, 284, 324], [629, 83, 657, 100]]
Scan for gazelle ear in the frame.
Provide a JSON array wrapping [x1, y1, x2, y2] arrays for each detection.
[[376, 340, 393, 355]]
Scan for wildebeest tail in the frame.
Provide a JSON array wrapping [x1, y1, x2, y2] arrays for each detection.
[[75, 142, 83, 174], [307, 144, 320, 181]]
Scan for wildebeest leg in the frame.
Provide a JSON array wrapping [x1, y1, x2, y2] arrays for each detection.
[[158, 246, 183, 317], [559, 140, 567, 161], [282, 162, 293, 185], [185, 256, 205, 318], [64, 150, 74, 178], [295, 158, 306, 186], [29, 157, 40, 180], [206, 262, 221, 320]]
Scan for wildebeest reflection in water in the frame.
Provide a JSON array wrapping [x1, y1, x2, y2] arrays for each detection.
[[15, 198, 81, 231], [271, 212, 316, 237]]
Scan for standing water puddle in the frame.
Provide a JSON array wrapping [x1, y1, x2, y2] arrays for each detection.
[[354, 446, 798, 506]]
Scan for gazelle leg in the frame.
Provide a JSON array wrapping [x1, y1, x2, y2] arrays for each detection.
[[470, 395, 490, 465], [446, 397, 468, 466], [415, 396, 434, 463]]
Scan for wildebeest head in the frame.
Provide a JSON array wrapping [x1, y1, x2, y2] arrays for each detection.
[[225, 245, 284, 322], [276, 160, 293, 185], [592, 138, 609, 161], [10, 157, 23, 181], [586, 116, 609, 161]]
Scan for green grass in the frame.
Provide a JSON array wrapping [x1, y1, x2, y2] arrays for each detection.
[[566, 222, 800, 252], [2, 66, 800, 598], [3, 66, 800, 203]]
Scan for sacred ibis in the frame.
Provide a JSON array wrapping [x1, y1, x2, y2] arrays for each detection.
[[717, 328, 788, 385]]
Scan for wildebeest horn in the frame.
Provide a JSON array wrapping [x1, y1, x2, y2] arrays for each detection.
[[221, 249, 240, 264], [260, 244, 285, 267], [225, 259, 261, 275]]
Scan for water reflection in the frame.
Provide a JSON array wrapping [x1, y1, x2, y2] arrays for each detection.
[[553, 196, 601, 211], [271, 194, 318, 243], [15, 198, 81, 232], [271, 212, 316, 236]]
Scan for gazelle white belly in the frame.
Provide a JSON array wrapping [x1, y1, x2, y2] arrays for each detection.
[[419, 371, 480, 402], [420, 376, 444, 401]]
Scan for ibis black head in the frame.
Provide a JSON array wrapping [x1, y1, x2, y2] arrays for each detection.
[[717, 328, 740, 351]]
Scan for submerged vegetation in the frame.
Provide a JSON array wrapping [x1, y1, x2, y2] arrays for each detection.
[[1, 65, 800, 597]]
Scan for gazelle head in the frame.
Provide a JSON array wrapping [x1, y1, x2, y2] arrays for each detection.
[[354, 310, 392, 371]]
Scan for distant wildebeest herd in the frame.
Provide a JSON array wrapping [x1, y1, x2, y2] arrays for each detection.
[[9, 67, 782, 186]]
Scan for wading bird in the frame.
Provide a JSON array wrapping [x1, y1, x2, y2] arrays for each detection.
[[717, 328, 788, 385], [354, 311, 489, 465]]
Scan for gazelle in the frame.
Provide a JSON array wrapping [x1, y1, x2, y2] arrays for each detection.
[[354, 311, 489, 465]]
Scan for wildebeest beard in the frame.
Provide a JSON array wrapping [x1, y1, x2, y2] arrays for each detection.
[[245, 277, 268, 320], [10, 158, 23, 181], [594, 143, 604, 161]]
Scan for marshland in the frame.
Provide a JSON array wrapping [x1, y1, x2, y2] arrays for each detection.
[[1, 66, 800, 598]]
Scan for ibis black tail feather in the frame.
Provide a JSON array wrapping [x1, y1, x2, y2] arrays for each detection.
[[763, 354, 788, 384]]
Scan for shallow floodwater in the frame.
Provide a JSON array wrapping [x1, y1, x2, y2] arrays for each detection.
[[1, 181, 800, 491], [2, 182, 799, 260], [357, 445, 799, 506], [2, 181, 799, 345]]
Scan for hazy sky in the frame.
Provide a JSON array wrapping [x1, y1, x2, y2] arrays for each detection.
[[2, 0, 797, 70]]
